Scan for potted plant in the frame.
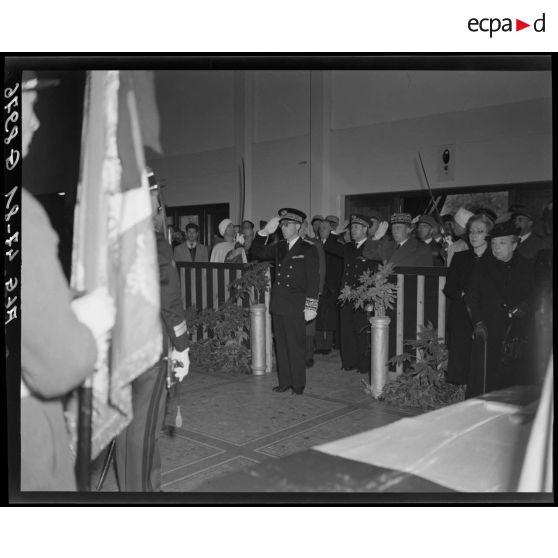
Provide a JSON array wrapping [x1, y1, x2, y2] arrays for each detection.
[[338, 262, 398, 397], [229, 261, 271, 375], [383, 323, 465, 410]]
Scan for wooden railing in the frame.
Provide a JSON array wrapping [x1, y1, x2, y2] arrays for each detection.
[[177, 261, 448, 375], [389, 266, 447, 375]]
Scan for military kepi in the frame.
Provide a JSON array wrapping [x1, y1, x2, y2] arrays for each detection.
[[349, 214, 369, 227], [278, 207, 306, 224], [390, 212, 413, 225]]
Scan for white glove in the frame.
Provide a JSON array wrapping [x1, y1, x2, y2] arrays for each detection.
[[235, 233, 245, 245], [71, 286, 116, 342], [171, 347, 190, 382], [411, 215, 420, 224], [259, 216, 280, 236], [304, 309, 317, 322], [373, 221, 389, 240]]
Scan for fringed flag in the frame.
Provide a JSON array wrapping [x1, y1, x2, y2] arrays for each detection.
[[66, 70, 162, 459]]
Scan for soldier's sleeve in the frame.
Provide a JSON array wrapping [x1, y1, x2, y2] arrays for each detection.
[[304, 242, 320, 312], [157, 234, 190, 351], [323, 235, 344, 258], [250, 232, 278, 261]]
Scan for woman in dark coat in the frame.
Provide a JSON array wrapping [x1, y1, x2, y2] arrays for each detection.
[[464, 221, 534, 398], [444, 214, 493, 385]]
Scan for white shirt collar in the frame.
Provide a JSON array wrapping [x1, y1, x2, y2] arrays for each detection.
[[519, 232, 531, 241], [356, 238, 367, 249], [423, 237, 433, 244], [398, 238, 409, 248], [187, 242, 197, 249], [288, 236, 300, 249]]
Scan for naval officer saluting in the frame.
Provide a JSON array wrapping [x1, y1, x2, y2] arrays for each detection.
[[251, 208, 320, 394]]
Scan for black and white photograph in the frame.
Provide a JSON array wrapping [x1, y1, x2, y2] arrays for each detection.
[[4, 55, 553, 505]]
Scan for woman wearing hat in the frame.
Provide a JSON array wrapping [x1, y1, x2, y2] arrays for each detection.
[[210, 218, 247, 263], [444, 213, 493, 387], [463, 221, 534, 397]]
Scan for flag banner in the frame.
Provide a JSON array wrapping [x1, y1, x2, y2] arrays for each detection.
[[66, 70, 162, 460]]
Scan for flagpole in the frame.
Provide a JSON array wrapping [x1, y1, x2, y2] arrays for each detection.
[[74, 72, 93, 491]]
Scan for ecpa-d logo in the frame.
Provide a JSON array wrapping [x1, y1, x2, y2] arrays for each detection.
[[468, 13, 546, 37]]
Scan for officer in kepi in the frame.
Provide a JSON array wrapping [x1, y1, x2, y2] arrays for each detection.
[[251, 208, 320, 395]]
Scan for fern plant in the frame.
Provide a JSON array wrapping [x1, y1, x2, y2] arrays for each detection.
[[229, 261, 271, 305], [338, 262, 397, 317], [375, 322, 465, 410]]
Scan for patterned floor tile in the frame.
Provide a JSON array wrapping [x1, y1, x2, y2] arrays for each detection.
[[162, 457, 259, 492], [160, 432, 225, 476], [256, 406, 411, 458], [167, 376, 346, 445]]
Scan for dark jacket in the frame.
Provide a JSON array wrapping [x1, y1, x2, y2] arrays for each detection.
[[251, 233, 320, 316], [422, 238, 445, 266], [516, 233, 547, 261], [157, 232, 190, 351], [363, 236, 434, 267], [173, 242, 209, 263], [316, 234, 344, 331]]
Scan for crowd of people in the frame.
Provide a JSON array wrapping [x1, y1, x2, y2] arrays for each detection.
[[18, 70, 552, 493]]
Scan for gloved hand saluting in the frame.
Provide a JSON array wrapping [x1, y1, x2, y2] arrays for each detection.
[[373, 221, 389, 240], [71, 286, 116, 368], [171, 347, 190, 382], [258, 216, 280, 236], [235, 233, 245, 245]]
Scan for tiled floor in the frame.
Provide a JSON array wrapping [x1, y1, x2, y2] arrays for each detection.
[[93, 349, 421, 492]]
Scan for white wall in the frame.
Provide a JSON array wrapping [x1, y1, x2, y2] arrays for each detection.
[[148, 69, 552, 224]]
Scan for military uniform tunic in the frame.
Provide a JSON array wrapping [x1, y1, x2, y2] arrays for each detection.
[[251, 233, 320, 390], [115, 230, 190, 491], [324, 238, 377, 372]]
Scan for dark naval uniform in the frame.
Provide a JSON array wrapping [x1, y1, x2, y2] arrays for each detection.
[[251, 211, 320, 393], [115, 230, 189, 491], [324, 215, 377, 373]]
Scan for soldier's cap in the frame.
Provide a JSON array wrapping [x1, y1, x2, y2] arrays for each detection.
[[390, 212, 413, 226], [278, 208, 306, 224], [349, 214, 370, 227], [454, 208, 474, 229], [511, 206, 534, 221], [185, 222, 199, 232], [22, 70, 60, 91], [368, 210, 382, 224], [325, 215, 339, 226], [417, 214, 438, 229], [311, 214, 324, 224], [474, 207, 498, 222], [491, 221, 521, 239]]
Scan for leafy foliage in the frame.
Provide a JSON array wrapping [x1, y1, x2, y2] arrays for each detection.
[[186, 302, 251, 374], [338, 262, 397, 317], [374, 322, 465, 410], [229, 261, 271, 305]]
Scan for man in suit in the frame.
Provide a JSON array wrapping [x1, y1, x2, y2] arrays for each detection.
[[363, 213, 433, 268], [512, 207, 548, 262], [416, 214, 444, 266], [315, 217, 344, 354], [299, 219, 326, 367], [173, 222, 209, 263], [324, 214, 378, 374], [251, 208, 320, 395]]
